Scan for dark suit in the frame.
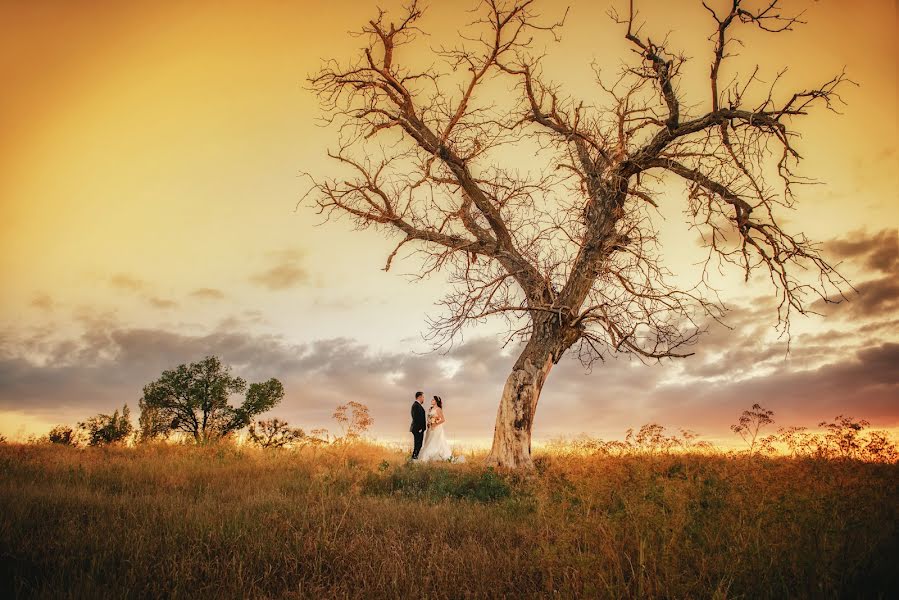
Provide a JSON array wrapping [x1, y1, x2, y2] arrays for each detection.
[[410, 401, 426, 459]]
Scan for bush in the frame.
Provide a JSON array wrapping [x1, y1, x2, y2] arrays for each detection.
[[332, 401, 373, 441], [247, 418, 305, 448], [47, 425, 79, 446]]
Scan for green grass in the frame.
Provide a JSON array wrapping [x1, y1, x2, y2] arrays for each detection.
[[1, 442, 897, 598]]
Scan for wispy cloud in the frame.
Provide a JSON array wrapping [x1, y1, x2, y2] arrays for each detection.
[[250, 250, 309, 291], [190, 288, 226, 300], [107, 273, 178, 310], [30, 293, 54, 312], [147, 297, 178, 310], [109, 273, 146, 292]]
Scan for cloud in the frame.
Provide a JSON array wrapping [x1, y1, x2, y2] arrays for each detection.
[[251, 264, 308, 290], [109, 273, 146, 292], [250, 251, 309, 290], [826, 228, 898, 274], [107, 273, 178, 309], [0, 320, 511, 438], [842, 276, 899, 318], [1, 310, 897, 442], [30, 293, 54, 312], [808, 229, 899, 321], [147, 297, 178, 310], [6, 242, 899, 441], [190, 287, 226, 300], [645, 343, 899, 432]]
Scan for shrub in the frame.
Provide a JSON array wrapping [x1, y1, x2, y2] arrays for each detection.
[[247, 418, 305, 448], [862, 430, 899, 463], [47, 425, 79, 446], [332, 401, 373, 441], [819, 415, 870, 459]]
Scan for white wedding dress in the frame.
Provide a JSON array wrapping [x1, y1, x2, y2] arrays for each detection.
[[418, 407, 453, 462]]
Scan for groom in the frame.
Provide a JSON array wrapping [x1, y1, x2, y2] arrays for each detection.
[[410, 391, 427, 460]]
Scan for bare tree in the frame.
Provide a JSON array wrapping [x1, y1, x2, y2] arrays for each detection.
[[308, 0, 850, 468]]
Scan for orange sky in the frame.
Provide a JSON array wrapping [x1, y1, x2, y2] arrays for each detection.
[[0, 0, 896, 444]]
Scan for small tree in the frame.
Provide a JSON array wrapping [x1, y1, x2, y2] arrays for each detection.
[[48, 425, 79, 447], [138, 356, 284, 443], [332, 401, 374, 441], [79, 404, 133, 447], [731, 404, 776, 457], [0, 433, 7, 444], [247, 418, 306, 449]]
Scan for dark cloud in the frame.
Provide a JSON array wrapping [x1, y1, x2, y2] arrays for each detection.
[[1, 312, 896, 442], [190, 288, 226, 300], [646, 343, 899, 432], [826, 228, 898, 273], [809, 229, 899, 321], [845, 276, 899, 317], [813, 274, 899, 320], [0, 321, 511, 438]]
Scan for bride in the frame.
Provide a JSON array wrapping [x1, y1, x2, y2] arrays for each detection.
[[418, 395, 453, 462]]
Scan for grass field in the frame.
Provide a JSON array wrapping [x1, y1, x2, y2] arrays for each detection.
[[1, 442, 897, 599]]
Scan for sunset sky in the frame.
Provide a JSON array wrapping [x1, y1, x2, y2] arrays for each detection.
[[1, 0, 896, 446]]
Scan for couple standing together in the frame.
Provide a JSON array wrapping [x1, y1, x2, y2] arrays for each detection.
[[409, 391, 458, 462]]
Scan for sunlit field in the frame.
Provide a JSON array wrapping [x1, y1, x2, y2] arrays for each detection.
[[1, 439, 897, 599]]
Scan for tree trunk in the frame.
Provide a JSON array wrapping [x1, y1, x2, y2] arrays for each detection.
[[485, 333, 559, 469]]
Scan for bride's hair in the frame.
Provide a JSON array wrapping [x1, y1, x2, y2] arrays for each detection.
[[433, 395, 443, 409]]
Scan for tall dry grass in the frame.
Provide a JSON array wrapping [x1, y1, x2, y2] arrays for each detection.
[[1, 441, 896, 598]]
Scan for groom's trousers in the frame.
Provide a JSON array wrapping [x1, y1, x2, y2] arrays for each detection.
[[412, 429, 425, 459]]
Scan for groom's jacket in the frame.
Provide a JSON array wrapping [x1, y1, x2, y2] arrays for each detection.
[[410, 401, 426, 433]]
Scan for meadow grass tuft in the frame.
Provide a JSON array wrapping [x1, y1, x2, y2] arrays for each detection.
[[1, 442, 897, 598]]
